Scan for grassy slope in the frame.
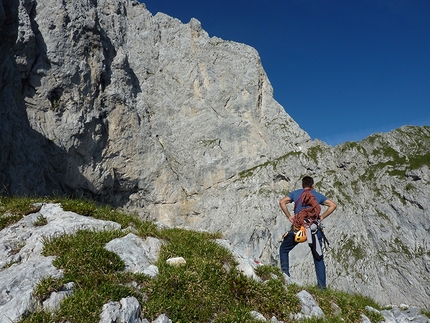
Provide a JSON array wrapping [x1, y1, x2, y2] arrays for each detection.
[[0, 196, 417, 323]]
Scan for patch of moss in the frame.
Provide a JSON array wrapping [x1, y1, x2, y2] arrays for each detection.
[[238, 160, 272, 179], [364, 133, 382, 145], [331, 181, 352, 206], [392, 237, 413, 259], [306, 146, 323, 163], [405, 183, 415, 192], [238, 151, 304, 180], [408, 152, 430, 170], [199, 138, 220, 148], [334, 238, 366, 266], [375, 210, 389, 221], [391, 187, 406, 206], [339, 141, 360, 152]]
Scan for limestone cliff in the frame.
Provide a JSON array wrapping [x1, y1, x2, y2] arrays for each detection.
[[0, 0, 429, 308]]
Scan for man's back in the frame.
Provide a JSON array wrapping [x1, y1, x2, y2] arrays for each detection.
[[288, 188, 327, 214]]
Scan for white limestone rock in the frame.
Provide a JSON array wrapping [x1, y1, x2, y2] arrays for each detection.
[[294, 290, 325, 319], [100, 296, 142, 323], [105, 233, 162, 276], [250, 310, 267, 321], [42, 282, 75, 313], [151, 314, 172, 323], [0, 257, 60, 323], [216, 239, 261, 281], [166, 257, 186, 266], [380, 305, 430, 323]]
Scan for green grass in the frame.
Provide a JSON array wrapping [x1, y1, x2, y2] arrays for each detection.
[[306, 287, 384, 323], [35, 229, 137, 323], [237, 150, 303, 180], [142, 228, 302, 322], [408, 152, 430, 171], [33, 214, 48, 226], [0, 196, 406, 322], [333, 238, 366, 265], [306, 146, 323, 163], [0, 196, 42, 230], [422, 309, 430, 318]]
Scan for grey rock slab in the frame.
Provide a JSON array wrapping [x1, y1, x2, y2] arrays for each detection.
[[42, 282, 75, 313], [99, 296, 142, 323], [216, 239, 261, 281], [381, 306, 430, 323], [105, 233, 162, 276], [0, 257, 60, 323], [295, 290, 325, 319]]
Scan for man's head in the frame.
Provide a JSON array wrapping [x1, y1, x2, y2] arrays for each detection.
[[302, 176, 314, 189]]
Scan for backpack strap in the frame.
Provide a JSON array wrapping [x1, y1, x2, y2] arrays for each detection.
[[318, 223, 330, 249]]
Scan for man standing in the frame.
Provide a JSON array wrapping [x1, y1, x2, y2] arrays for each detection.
[[279, 176, 337, 289]]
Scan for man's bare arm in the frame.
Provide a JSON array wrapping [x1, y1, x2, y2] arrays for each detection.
[[279, 196, 294, 224], [320, 199, 337, 221]]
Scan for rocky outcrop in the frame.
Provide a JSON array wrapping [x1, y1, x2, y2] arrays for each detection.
[[0, 0, 429, 308], [0, 204, 120, 322]]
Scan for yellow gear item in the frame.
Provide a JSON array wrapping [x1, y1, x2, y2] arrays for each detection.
[[294, 225, 307, 243]]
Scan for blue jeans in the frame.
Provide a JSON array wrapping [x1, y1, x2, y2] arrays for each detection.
[[279, 228, 326, 288]]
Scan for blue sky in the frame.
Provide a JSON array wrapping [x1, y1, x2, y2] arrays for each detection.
[[140, 0, 430, 146]]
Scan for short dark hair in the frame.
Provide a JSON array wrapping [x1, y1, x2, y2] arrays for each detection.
[[302, 176, 314, 188]]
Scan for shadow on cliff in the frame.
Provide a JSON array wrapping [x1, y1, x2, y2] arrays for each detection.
[[0, 0, 137, 207]]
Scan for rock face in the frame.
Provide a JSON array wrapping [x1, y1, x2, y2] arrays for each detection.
[[0, 0, 429, 308]]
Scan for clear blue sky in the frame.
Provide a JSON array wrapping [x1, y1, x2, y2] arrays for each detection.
[[140, 0, 430, 146]]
